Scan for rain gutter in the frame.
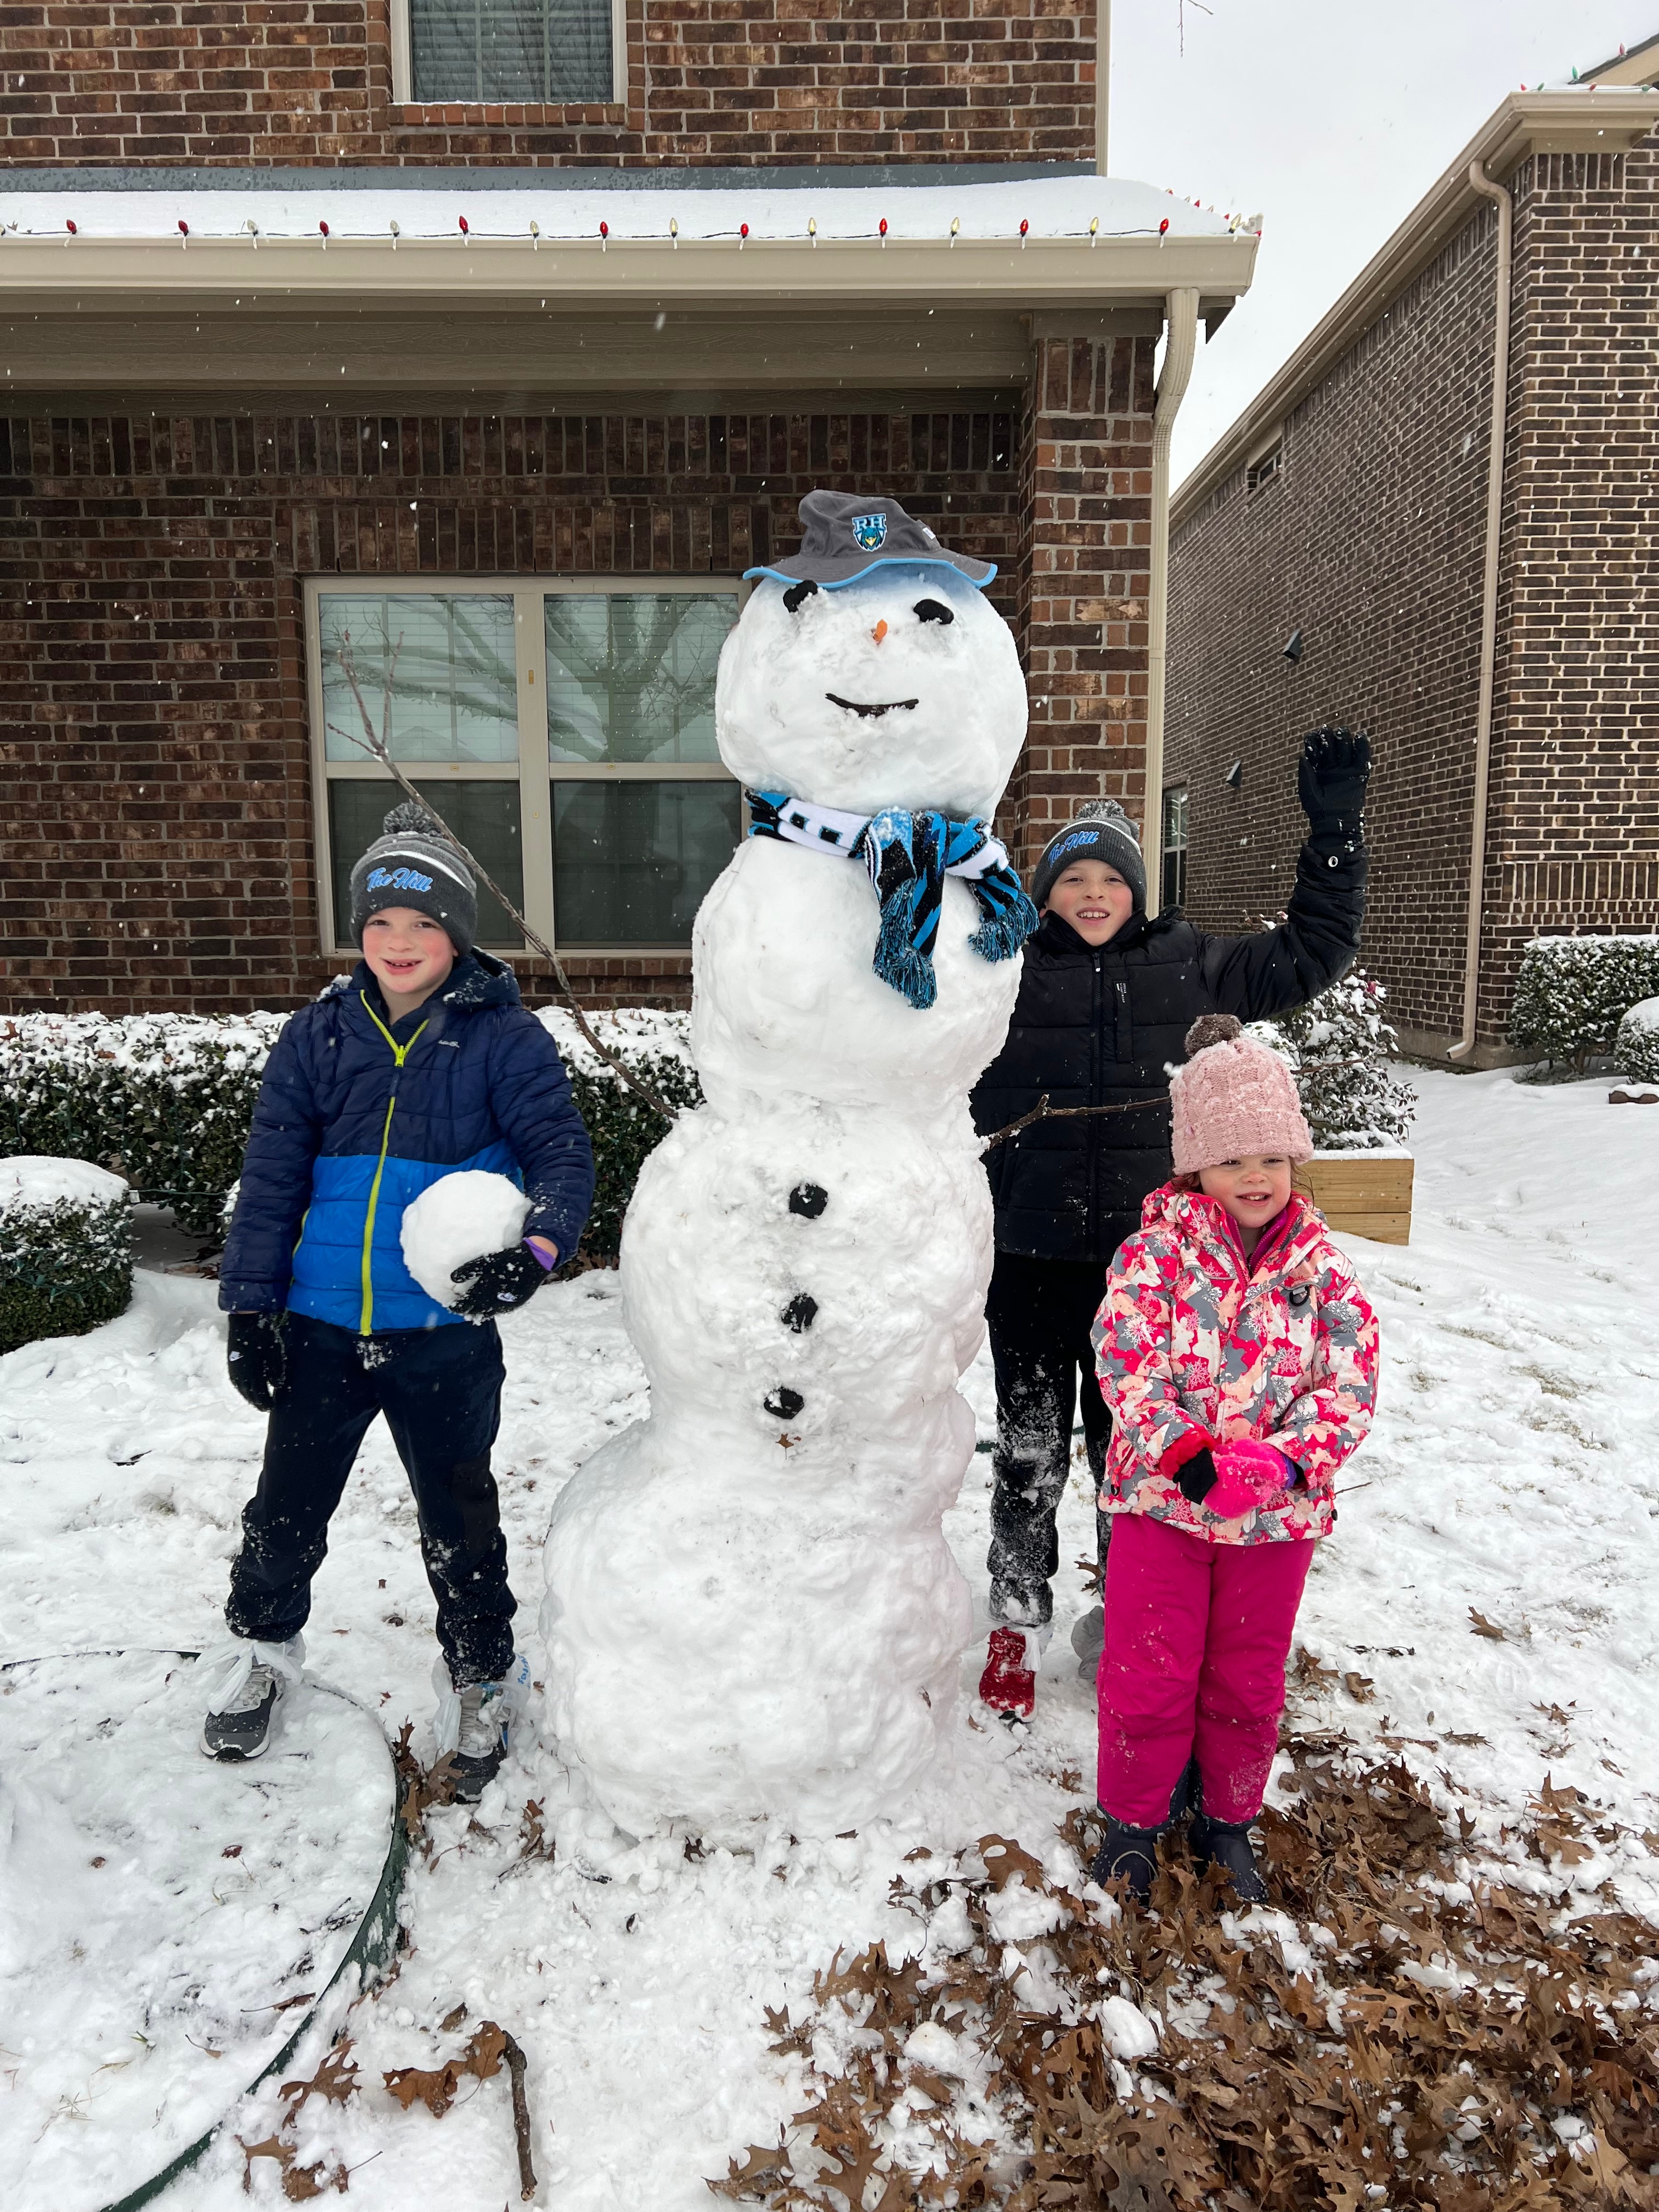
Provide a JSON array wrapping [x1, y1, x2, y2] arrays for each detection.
[[1142, 286, 1199, 915]]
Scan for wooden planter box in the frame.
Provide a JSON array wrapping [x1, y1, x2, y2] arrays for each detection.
[[1299, 1150, 1414, 1245]]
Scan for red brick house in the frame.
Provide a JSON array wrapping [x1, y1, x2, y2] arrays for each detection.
[[0, 1, 1256, 1013], [1165, 57, 1659, 1065]]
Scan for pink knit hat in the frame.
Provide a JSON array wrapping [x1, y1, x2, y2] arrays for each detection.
[[1170, 1014, 1313, 1172]]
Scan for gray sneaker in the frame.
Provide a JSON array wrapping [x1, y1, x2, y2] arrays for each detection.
[[450, 1680, 509, 1803], [202, 1661, 283, 1762]]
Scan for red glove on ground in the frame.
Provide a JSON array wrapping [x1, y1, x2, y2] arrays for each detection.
[[1205, 1439, 1295, 1520]]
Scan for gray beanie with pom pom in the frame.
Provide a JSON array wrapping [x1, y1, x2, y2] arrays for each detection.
[[1031, 799, 1147, 914], [348, 800, 477, 953]]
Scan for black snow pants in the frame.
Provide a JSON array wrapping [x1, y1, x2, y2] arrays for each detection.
[[985, 1251, 1114, 1629], [225, 1312, 515, 1685]]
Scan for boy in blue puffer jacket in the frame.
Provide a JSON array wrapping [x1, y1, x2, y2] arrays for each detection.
[[205, 802, 595, 1798]]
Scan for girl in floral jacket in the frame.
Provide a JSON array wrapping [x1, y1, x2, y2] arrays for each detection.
[[1089, 1013, 1380, 1904]]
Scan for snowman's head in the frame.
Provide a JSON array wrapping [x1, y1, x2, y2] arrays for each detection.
[[715, 564, 1028, 821]]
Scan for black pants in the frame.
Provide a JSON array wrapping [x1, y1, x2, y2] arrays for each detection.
[[986, 1251, 1114, 1629], [225, 1312, 515, 1686]]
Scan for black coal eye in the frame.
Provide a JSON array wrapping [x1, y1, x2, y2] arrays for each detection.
[[914, 598, 953, 626], [782, 579, 819, 614]]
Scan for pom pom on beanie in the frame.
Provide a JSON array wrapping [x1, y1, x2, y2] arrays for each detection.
[[1170, 1013, 1313, 1173]]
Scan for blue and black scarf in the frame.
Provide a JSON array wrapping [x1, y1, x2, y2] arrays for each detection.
[[747, 790, 1039, 1011]]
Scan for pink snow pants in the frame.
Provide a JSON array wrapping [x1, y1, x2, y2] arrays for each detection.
[[1097, 1513, 1313, 1826]]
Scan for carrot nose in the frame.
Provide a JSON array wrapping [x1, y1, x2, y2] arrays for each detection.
[[872, 619, 888, 644]]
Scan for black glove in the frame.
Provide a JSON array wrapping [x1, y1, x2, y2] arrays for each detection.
[[1297, 726, 1371, 848], [1176, 1448, 1219, 1506], [227, 1311, 287, 1412], [450, 1242, 551, 1319]]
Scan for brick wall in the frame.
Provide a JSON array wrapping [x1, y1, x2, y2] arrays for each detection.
[[1166, 131, 1659, 1056], [0, 0, 1099, 168], [1006, 330, 1155, 876], [0, 402, 1020, 1015], [1489, 144, 1659, 1026]]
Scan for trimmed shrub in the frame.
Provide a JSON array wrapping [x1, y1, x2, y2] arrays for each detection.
[[1507, 936, 1659, 1075], [538, 1009, 702, 1264], [0, 1012, 284, 1237], [0, 1156, 133, 1354], [1250, 968, 1415, 1150], [1615, 995, 1659, 1087], [0, 1003, 701, 1269]]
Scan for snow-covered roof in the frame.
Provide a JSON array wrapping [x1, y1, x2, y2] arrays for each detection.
[[1, 173, 1252, 247]]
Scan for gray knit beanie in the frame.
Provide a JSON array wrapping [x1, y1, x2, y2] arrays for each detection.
[[348, 800, 478, 954], [1031, 799, 1147, 913]]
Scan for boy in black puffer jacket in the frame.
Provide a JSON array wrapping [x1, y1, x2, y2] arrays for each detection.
[[969, 727, 1369, 1717]]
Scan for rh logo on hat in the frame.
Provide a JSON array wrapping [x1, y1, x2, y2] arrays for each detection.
[[851, 511, 889, 552]]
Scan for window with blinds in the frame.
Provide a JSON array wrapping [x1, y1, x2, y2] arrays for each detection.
[[409, 0, 612, 105]]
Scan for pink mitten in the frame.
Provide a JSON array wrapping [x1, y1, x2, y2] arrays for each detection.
[[1205, 1440, 1295, 1520]]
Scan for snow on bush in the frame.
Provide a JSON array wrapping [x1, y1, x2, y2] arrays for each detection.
[[1614, 994, 1659, 1086], [1506, 935, 1659, 1075], [1250, 968, 1415, 1150], [0, 1003, 699, 1266], [536, 1008, 703, 1264], [0, 1155, 133, 1355], [400, 1169, 531, 1306], [0, 1011, 285, 1238]]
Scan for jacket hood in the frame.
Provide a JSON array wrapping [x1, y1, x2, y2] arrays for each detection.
[[1138, 1180, 1326, 1280]]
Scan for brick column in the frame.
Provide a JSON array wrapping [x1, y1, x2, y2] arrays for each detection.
[[1006, 329, 1157, 879]]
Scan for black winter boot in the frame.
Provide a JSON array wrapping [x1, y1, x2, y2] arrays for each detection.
[[1090, 1818, 1161, 1903], [1188, 1814, 1267, 1904]]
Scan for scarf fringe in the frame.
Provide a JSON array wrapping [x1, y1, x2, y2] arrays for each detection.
[[968, 888, 1040, 966]]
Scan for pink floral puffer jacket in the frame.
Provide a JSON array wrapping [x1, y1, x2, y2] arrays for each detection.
[[1091, 1182, 1379, 1545]]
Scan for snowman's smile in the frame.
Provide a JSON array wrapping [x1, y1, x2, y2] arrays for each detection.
[[825, 692, 920, 719]]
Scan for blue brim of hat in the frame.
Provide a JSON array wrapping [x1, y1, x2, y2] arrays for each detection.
[[743, 554, 997, 591]]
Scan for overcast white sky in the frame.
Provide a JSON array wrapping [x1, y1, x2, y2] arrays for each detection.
[[1109, 0, 1646, 486]]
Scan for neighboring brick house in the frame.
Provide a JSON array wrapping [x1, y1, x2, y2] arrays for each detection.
[[0, 2, 1256, 1014], [1165, 63, 1659, 1064]]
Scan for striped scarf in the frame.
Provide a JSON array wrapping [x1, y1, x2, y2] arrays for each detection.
[[747, 790, 1039, 1011]]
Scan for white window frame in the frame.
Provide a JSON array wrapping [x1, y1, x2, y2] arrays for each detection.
[[305, 573, 745, 959], [390, 0, 628, 106]]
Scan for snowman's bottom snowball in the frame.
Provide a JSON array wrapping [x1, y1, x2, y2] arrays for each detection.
[[540, 1413, 973, 1837], [399, 1170, 530, 1308]]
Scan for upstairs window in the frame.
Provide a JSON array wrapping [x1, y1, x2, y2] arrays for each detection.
[[1161, 786, 1189, 915], [1246, 437, 1283, 495], [407, 0, 614, 105]]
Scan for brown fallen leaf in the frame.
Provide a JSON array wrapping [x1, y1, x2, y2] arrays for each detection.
[[383, 2021, 508, 2118], [1342, 1672, 1376, 1704], [1468, 1608, 1506, 1641]]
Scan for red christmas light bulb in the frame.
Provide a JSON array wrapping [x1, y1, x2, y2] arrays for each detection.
[[1158, 217, 1170, 236], [66, 218, 77, 234], [599, 220, 609, 239], [1019, 218, 1029, 236], [879, 217, 888, 238], [177, 218, 189, 237], [740, 222, 749, 239], [319, 220, 330, 238], [458, 215, 469, 234]]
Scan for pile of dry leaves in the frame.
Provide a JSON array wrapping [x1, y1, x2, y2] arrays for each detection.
[[712, 1738, 1659, 2211]]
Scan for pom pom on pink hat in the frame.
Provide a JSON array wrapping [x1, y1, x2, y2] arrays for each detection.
[[1169, 1014, 1313, 1173]]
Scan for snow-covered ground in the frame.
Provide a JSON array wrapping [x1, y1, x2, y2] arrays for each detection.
[[2, 1069, 1655, 2208]]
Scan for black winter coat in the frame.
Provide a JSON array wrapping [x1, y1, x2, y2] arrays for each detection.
[[970, 837, 1365, 1263]]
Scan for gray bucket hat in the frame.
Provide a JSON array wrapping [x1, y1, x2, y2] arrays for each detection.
[[745, 490, 997, 592]]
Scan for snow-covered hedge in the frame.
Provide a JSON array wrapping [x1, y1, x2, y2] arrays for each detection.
[[0, 1012, 284, 1238], [1614, 995, 1659, 1086], [0, 1003, 700, 1267], [0, 1156, 133, 1354], [539, 1009, 702, 1263], [1250, 968, 1415, 1150], [1507, 936, 1659, 1075]]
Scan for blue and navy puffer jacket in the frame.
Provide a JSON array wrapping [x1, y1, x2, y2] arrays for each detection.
[[219, 953, 595, 1333]]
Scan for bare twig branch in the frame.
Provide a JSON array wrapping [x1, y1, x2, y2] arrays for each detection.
[[330, 629, 675, 1121], [975, 1056, 1376, 1155], [502, 2032, 538, 2202]]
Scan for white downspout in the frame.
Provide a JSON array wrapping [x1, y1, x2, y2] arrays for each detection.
[[1143, 286, 1199, 916], [1450, 159, 1513, 1059]]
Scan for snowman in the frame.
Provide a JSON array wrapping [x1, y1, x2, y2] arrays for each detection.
[[539, 493, 1035, 1837]]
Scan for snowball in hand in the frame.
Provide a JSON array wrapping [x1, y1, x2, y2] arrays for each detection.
[[400, 1171, 531, 1308]]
